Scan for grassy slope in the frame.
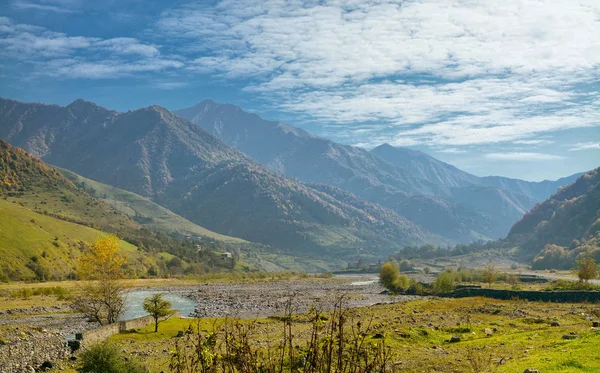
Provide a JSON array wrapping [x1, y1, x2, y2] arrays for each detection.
[[0, 199, 162, 279], [57, 167, 245, 242]]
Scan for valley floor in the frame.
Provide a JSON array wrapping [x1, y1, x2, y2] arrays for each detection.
[[1, 276, 599, 372]]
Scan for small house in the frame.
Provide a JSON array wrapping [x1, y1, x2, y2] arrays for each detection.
[[221, 252, 233, 260]]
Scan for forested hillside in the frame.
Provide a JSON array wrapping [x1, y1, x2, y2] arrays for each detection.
[[508, 168, 600, 269]]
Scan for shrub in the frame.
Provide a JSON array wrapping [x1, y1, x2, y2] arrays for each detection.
[[78, 343, 147, 373], [379, 262, 408, 292], [432, 270, 456, 294], [399, 259, 413, 272]]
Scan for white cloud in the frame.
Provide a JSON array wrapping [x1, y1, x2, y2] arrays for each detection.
[[485, 152, 566, 161], [569, 142, 600, 151], [154, 0, 600, 147], [436, 148, 467, 154], [0, 18, 181, 78], [95, 38, 160, 57], [513, 139, 555, 145], [154, 81, 190, 90], [12, 1, 76, 13]]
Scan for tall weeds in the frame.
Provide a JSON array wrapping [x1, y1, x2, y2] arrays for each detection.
[[169, 297, 393, 373]]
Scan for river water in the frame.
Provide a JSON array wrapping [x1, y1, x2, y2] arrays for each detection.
[[122, 290, 196, 320]]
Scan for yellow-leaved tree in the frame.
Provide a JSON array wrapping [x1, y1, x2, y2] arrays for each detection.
[[72, 235, 127, 325]]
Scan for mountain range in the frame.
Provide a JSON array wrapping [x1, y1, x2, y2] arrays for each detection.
[[176, 100, 582, 242], [0, 96, 586, 262], [0, 97, 434, 257]]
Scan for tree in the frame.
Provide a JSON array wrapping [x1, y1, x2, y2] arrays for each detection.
[[482, 264, 496, 288], [379, 261, 400, 291], [78, 343, 147, 373], [432, 270, 456, 294], [379, 261, 408, 292], [575, 256, 599, 283], [143, 293, 174, 332], [72, 236, 127, 325]]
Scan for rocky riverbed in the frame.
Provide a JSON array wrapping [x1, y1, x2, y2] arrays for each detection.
[[131, 275, 419, 318]]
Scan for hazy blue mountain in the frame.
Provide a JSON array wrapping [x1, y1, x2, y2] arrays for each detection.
[[0, 97, 435, 255], [371, 143, 582, 201], [176, 100, 579, 242]]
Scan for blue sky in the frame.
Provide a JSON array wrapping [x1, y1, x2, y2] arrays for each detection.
[[0, 0, 598, 181]]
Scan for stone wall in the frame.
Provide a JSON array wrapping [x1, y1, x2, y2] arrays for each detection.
[[77, 310, 181, 347], [78, 323, 119, 346], [449, 288, 600, 303]]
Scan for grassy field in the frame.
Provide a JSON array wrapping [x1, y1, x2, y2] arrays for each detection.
[[46, 296, 600, 373], [58, 167, 245, 242], [0, 199, 165, 280]]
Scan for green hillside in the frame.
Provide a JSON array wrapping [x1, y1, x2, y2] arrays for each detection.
[[508, 168, 600, 269], [0, 199, 164, 280], [0, 140, 253, 280], [57, 167, 244, 242]]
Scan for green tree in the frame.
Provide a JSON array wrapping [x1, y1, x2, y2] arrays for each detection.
[[575, 256, 599, 283], [143, 293, 174, 332], [379, 261, 400, 291], [432, 270, 456, 294], [379, 261, 408, 292], [482, 264, 496, 288], [78, 343, 146, 373]]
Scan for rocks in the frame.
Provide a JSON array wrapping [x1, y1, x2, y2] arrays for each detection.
[[550, 321, 560, 327], [524, 369, 540, 373], [562, 333, 578, 340], [593, 321, 599, 328], [484, 328, 494, 336], [40, 360, 54, 370], [0, 326, 71, 372], [449, 335, 461, 343]]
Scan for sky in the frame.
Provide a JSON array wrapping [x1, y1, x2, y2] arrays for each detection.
[[0, 0, 598, 181]]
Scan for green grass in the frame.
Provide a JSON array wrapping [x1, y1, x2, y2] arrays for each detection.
[[58, 167, 244, 242], [0, 199, 163, 280], [44, 296, 599, 373]]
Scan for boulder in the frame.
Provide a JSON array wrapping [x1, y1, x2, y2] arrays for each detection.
[[550, 321, 560, 327], [562, 334, 577, 340], [449, 335, 461, 343], [524, 369, 540, 373], [593, 321, 599, 328]]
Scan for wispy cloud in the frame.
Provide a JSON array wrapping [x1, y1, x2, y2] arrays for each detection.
[[154, 0, 600, 147], [12, 0, 81, 13], [569, 142, 600, 151], [485, 152, 566, 161], [436, 148, 468, 154], [154, 81, 190, 90], [0, 17, 181, 78]]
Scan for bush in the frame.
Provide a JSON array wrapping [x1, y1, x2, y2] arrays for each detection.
[[432, 270, 456, 294], [379, 262, 408, 292], [78, 343, 147, 373], [399, 259, 413, 272]]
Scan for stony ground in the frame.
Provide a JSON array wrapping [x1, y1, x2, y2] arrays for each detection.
[[142, 275, 417, 318]]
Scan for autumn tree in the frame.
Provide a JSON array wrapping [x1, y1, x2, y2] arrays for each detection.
[[72, 236, 127, 325], [143, 293, 174, 332], [575, 256, 599, 283]]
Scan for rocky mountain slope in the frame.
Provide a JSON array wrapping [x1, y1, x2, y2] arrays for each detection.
[[0, 98, 435, 255], [176, 100, 580, 242]]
